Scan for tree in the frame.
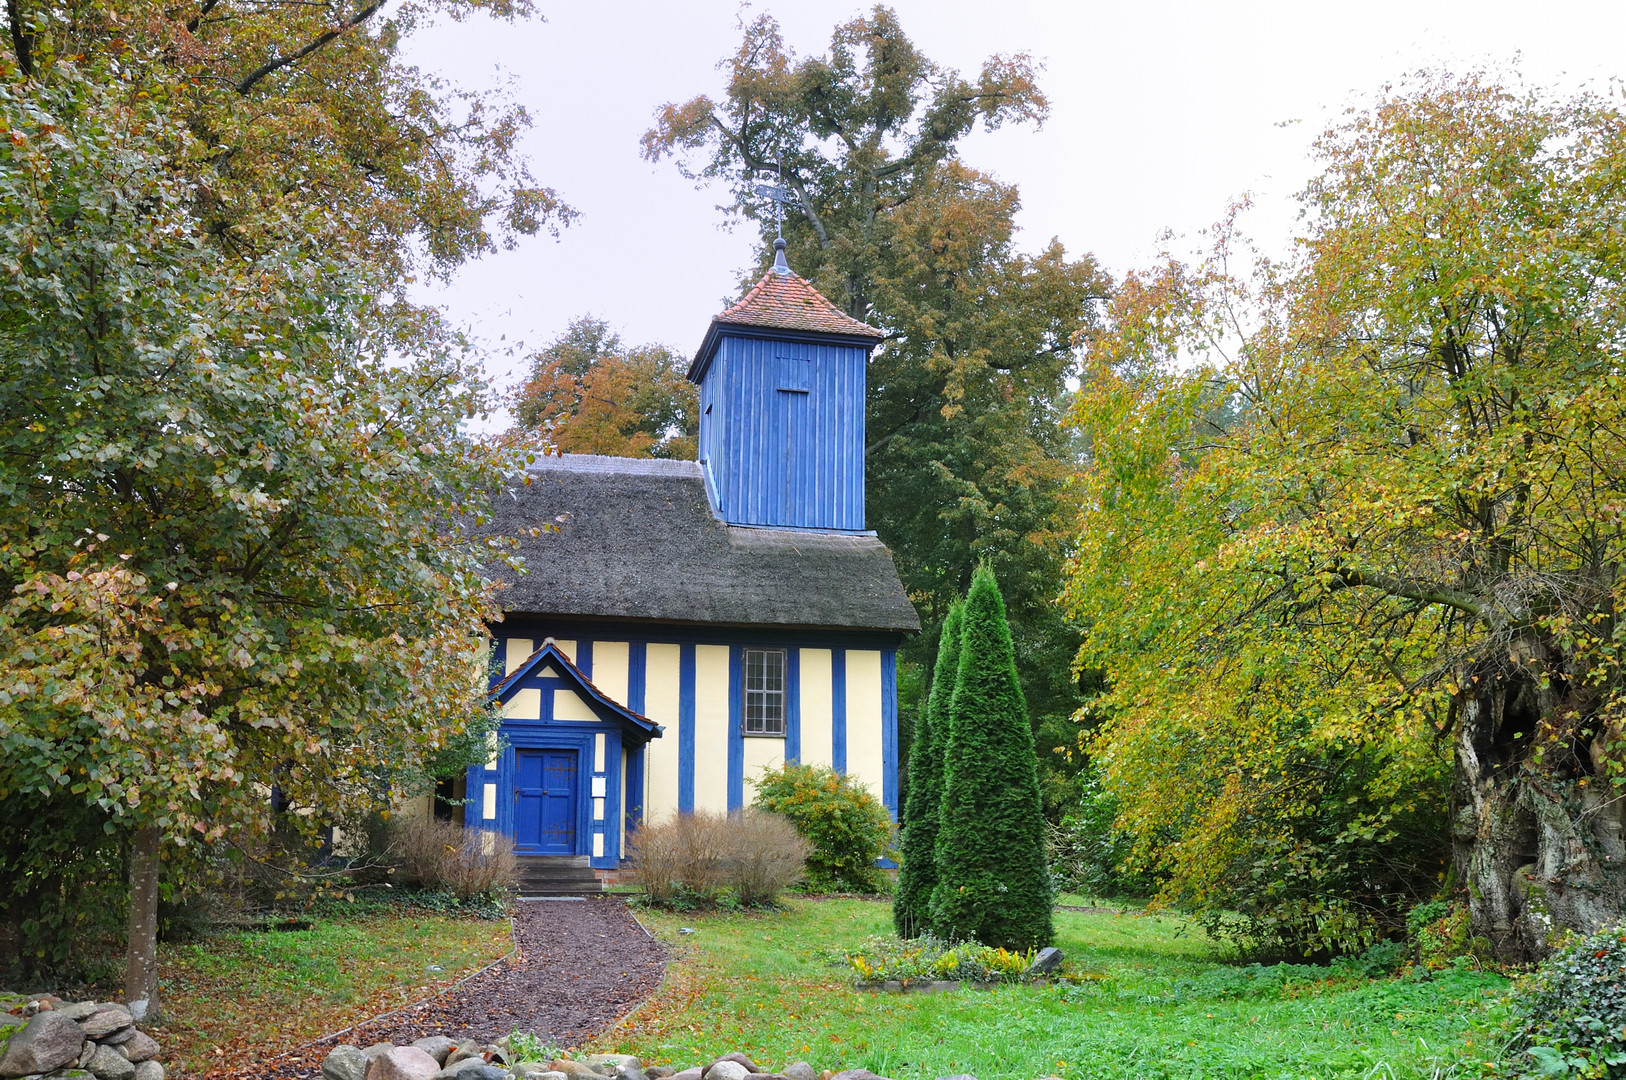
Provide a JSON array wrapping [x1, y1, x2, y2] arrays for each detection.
[[1065, 73, 1626, 961], [894, 599, 961, 938], [0, 66, 513, 1007], [930, 566, 1053, 949], [512, 317, 698, 459], [643, 10, 1107, 801]]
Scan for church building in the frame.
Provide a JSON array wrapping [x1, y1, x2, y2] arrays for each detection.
[[471, 243, 920, 888]]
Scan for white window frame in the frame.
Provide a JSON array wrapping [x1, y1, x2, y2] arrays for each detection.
[[743, 647, 787, 736]]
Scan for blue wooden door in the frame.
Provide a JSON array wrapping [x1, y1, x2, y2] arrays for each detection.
[[514, 749, 578, 855]]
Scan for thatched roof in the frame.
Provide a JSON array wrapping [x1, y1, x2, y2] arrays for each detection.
[[483, 455, 920, 634]]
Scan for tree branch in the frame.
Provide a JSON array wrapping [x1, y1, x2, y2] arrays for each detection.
[[235, 0, 384, 95], [1333, 566, 1487, 620]]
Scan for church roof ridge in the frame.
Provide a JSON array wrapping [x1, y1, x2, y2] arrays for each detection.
[[713, 268, 885, 340]]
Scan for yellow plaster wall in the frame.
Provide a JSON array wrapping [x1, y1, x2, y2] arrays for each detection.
[[693, 645, 730, 814], [798, 648, 833, 767], [593, 641, 630, 703], [503, 688, 541, 720], [644, 643, 682, 824], [553, 687, 597, 721], [743, 737, 785, 804], [846, 649, 885, 799], [505, 638, 533, 675]]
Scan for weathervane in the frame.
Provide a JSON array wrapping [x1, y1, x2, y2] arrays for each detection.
[[752, 162, 796, 276]]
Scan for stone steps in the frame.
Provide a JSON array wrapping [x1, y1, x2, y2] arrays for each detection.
[[514, 855, 603, 896]]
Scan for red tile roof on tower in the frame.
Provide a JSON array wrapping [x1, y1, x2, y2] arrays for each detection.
[[714, 269, 885, 339]]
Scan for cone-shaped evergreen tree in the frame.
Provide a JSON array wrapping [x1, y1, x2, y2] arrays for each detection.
[[894, 601, 963, 938], [929, 565, 1054, 949]]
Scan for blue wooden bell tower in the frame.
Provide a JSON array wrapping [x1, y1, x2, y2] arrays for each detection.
[[689, 240, 885, 533]]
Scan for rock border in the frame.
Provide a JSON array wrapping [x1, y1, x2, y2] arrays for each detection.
[[0, 992, 166, 1080]]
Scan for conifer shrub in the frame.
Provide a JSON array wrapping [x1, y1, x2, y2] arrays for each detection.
[[895, 601, 963, 937], [751, 762, 893, 893], [929, 565, 1055, 949]]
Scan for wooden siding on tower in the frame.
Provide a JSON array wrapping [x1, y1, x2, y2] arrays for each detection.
[[700, 334, 867, 532]]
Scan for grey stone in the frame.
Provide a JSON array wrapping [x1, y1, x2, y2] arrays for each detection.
[[78, 1011, 132, 1042], [829, 1072, 893, 1080], [434, 1059, 496, 1080], [96, 1029, 135, 1048], [669, 1070, 702, 1080], [0, 1015, 23, 1038], [1026, 947, 1063, 976], [701, 1064, 748, 1080], [82, 1045, 134, 1080], [53, 1006, 99, 1024], [114, 1034, 157, 1065], [445, 1044, 486, 1069], [0, 1013, 86, 1077], [458, 1069, 510, 1080], [547, 1063, 603, 1080], [584, 1059, 640, 1075], [365, 1047, 441, 1080], [364, 1045, 400, 1062], [643, 1071, 674, 1080], [712, 1059, 758, 1076], [323, 1046, 370, 1080], [782, 1064, 815, 1080], [131, 1063, 163, 1080], [413, 1040, 457, 1067], [511, 1068, 565, 1080], [615, 1068, 648, 1080]]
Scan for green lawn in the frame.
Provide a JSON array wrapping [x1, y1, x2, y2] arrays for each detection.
[[154, 909, 513, 1075], [602, 899, 1510, 1080]]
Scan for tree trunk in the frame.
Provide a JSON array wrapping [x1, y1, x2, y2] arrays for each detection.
[[124, 825, 161, 1020], [1452, 648, 1626, 962]]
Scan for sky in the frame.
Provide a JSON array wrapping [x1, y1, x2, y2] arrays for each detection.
[[401, 0, 1626, 402]]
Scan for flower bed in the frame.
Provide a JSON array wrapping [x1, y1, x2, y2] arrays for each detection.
[[842, 935, 1041, 989]]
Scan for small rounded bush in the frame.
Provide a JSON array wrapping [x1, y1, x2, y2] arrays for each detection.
[[751, 762, 893, 893], [1514, 922, 1626, 1077]]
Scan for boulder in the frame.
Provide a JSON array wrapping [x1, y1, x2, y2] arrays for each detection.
[[458, 1068, 511, 1080], [365, 1046, 441, 1080], [133, 1062, 164, 1080], [434, 1058, 497, 1080], [364, 1045, 400, 1061], [669, 1070, 703, 1080], [783, 1065, 816, 1080], [80, 1008, 133, 1040], [413, 1039, 458, 1066], [643, 1070, 675, 1080], [83, 1044, 136, 1080], [585, 1058, 641, 1075], [0, 1011, 86, 1076], [547, 1062, 604, 1080], [445, 1043, 487, 1068], [118, 1032, 159, 1064], [702, 1063, 748, 1080], [1025, 947, 1063, 976], [99, 1026, 138, 1047], [511, 1067, 566, 1080], [0, 1014, 23, 1039], [711, 1058, 759, 1076], [56, 1004, 101, 1023], [323, 1046, 371, 1080]]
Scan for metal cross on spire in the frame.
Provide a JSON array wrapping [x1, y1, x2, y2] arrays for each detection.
[[752, 163, 797, 276]]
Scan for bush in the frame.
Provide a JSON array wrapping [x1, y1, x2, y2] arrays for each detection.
[[629, 810, 806, 908], [751, 762, 893, 893], [1512, 922, 1626, 1078], [1046, 764, 1154, 899], [387, 817, 516, 899]]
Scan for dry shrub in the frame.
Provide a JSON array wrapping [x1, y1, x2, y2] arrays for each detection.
[[388, 816, 517, 898], [630, 810, 807, 907]]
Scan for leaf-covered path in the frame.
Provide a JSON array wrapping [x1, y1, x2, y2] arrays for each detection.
[[230, 897, 667, 1079]]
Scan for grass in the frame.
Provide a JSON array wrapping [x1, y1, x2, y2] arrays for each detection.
[[600, 898, 1512, 1080], [152, 906, 513, 1075]]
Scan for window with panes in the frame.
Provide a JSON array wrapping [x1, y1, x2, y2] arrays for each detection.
[[743, 648, 787, 735]]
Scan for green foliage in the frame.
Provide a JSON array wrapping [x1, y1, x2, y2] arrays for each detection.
[[895, 601, 961, 937], [1046, 765, 1153, 900], [930, 566, 1053, 949], [504, 1031, 563, 1065], [845, 934, 1038, 985], [751, 763, 892, 893], [1512, 924, 1626, 1078]]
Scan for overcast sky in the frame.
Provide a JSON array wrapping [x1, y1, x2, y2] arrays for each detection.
[[401, 1, 1626, 402]]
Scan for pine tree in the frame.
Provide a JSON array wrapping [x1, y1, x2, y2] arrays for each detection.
[[894, 601, 963, 938], [930, 566, 1054, 949]]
